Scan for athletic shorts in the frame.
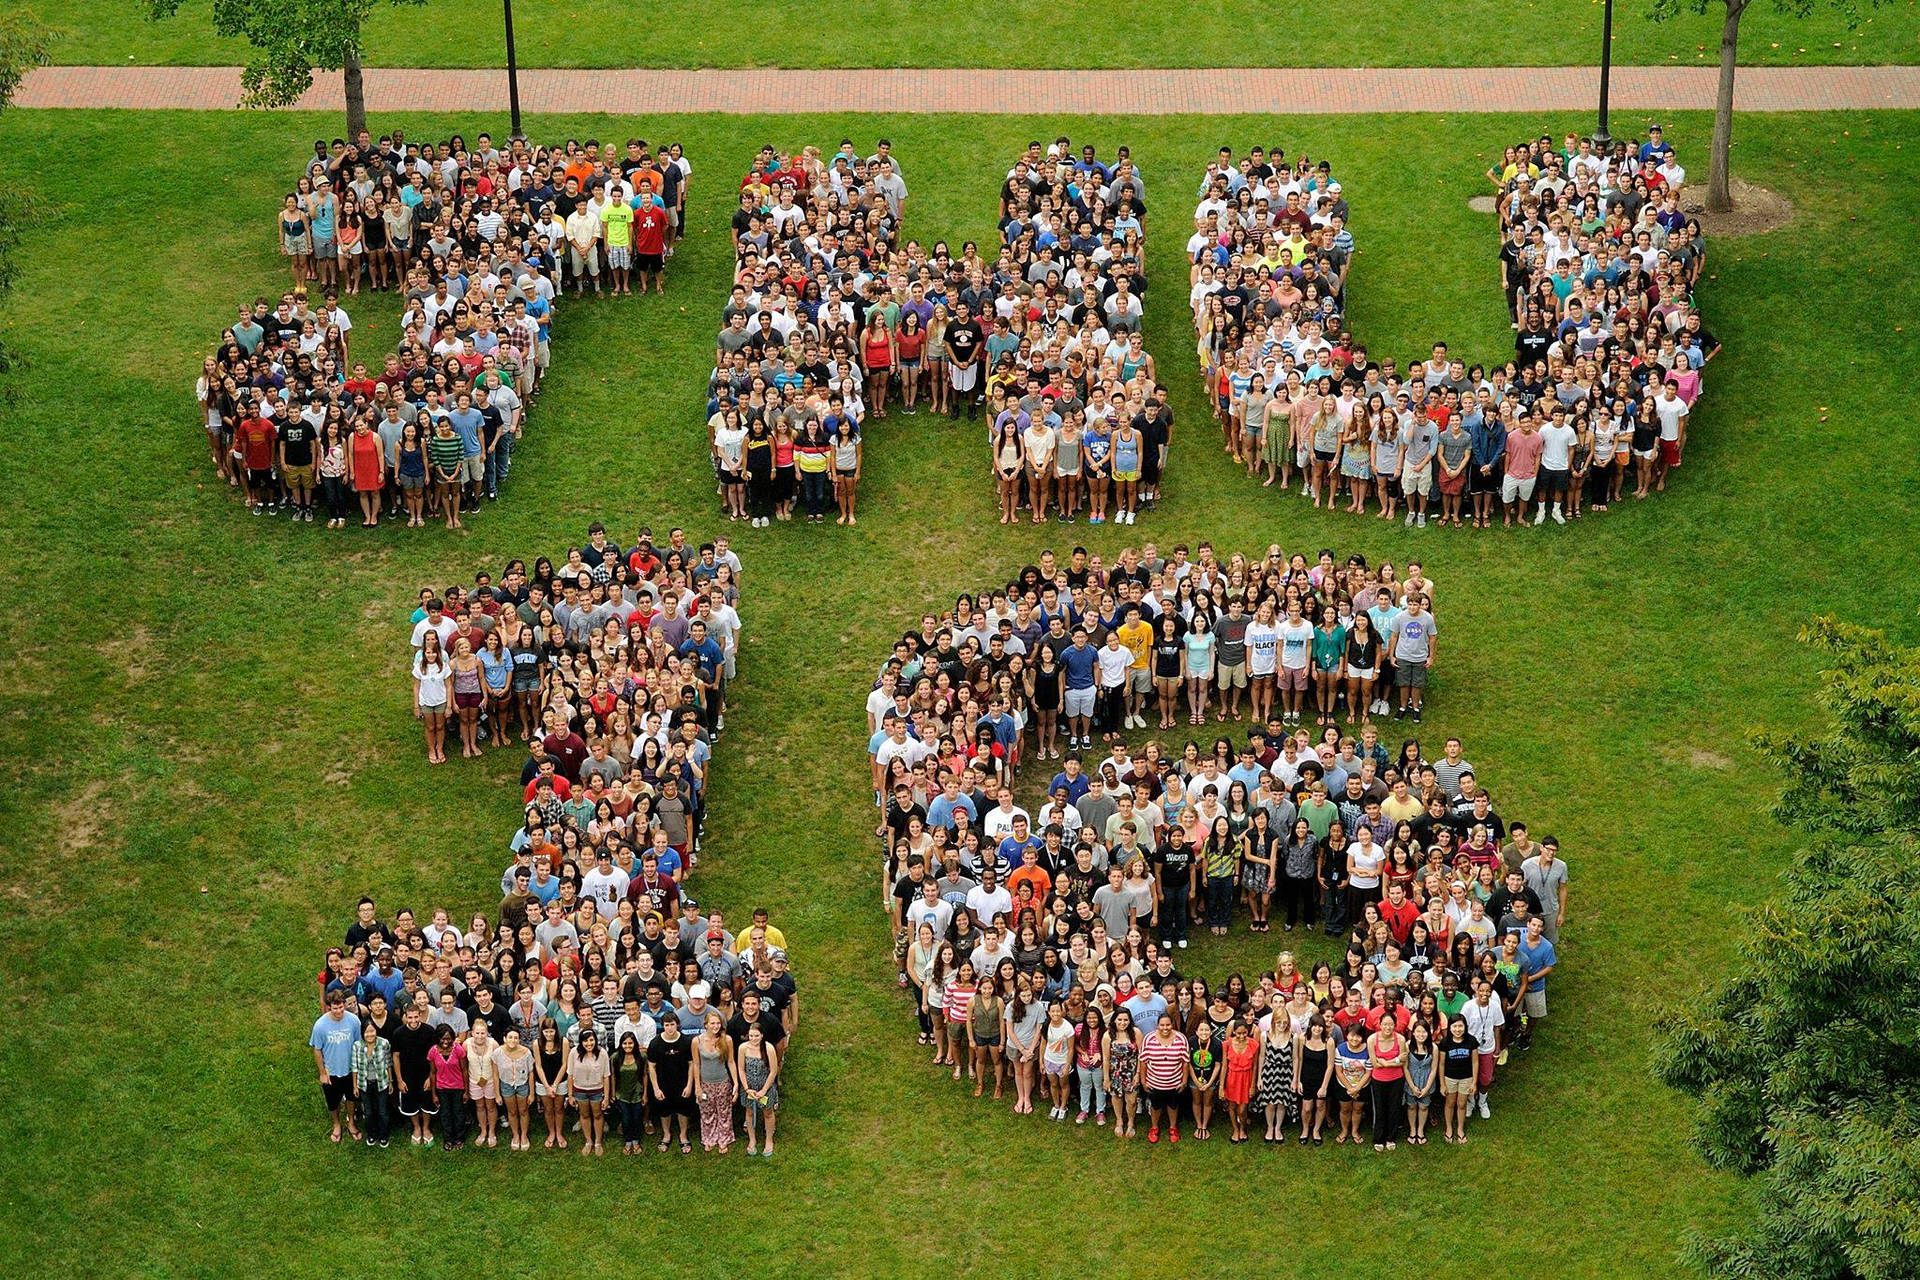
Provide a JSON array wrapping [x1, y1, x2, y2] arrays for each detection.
[[1279, 666, 1309, 692], [1538, 466, 1569, 496], [949, 364, 980, 392], [321, 1074, 353, 1109], [1215, 661, 1248, 691], [1501, 474, 1537, 504], [1148, 1087, 1186, 1111], [1660, 439, 1682, 468], [1395, 660, 1428, 689], [1063, 686, 1096, 718], [1524, 990, 1547, 1019], [637, 252, 664, 273]]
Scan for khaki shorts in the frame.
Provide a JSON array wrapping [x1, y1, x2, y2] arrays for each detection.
[[1402, 464, 1433, 497], [1128, 668, 1152, 694], [1215, 661, 1248, 691], [282, 464, 315, 488], [459, 454, 486, 484], [1442, 1075, 1474, 1096]]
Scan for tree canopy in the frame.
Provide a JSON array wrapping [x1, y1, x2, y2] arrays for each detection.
[[1654, 617, 1920, 1279]]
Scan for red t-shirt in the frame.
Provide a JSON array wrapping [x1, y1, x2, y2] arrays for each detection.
[[633, 205, 667, 256], [1381, 897, 1420, 944], [237, 417, 277, 469]]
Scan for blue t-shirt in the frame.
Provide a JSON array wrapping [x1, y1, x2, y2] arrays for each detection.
[[927, 793, 978, 830], [998, 834, 1044, 867], [446, 408, 485, 457], [679, 637, 724, 681], [310, 1011, 361, 1076], [1122, 992, 1169, 1035], [1516, 936, 1557, 990], [361, 967, 405, 1006], [1061, 644, 1098, 690], [1049, 770, 1091, 804]]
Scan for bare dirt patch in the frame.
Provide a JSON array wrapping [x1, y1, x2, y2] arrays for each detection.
[[54, 777, 118, 858], [99, 625, 158, 684], [1686, 180, 1795, 238]]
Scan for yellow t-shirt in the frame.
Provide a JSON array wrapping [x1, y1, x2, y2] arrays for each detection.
[[601, 201, 634, 248], [736, 924, 787, 954], [1116, 620, 1153, 671]]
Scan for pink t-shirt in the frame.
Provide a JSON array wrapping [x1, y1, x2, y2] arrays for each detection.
[[429, 1042, 467, 1089], [1505, 428, 1545, 480]]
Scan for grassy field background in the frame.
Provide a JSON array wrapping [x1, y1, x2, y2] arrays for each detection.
[[0, 106, 1915, 1275], [32, 0, 1920, 68]]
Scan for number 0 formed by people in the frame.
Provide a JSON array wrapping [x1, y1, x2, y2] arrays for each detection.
[[1188, 132, 1717, 531]]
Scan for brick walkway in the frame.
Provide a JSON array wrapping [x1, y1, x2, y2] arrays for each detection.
[[17, 64, 1920, 113]]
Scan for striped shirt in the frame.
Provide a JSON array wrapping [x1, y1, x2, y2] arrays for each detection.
[[1141, 1031, 1190, 1090], [944, 981, 976, 1025], [428, 431, 465, 476]]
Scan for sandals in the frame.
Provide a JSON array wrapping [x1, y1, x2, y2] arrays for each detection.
[[679, 1141, 692, 1154]]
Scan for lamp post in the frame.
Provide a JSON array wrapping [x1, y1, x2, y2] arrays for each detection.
[[503, 0, 525, 143], [1592, 0, 1615, 150]]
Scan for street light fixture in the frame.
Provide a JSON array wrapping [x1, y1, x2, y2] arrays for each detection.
[[1592, 0, 1615, 151], [503, 0, 525, 143]]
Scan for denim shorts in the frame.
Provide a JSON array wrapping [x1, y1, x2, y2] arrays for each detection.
[[500, 1080, 530, 1099]]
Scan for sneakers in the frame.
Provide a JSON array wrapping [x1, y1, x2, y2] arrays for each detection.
[[1552, 505, 1567, 524], [1148, 1126, 1160, 1143], [1076, 1110, 1088, 1124], [1416, 514, 1427, 529], [1534, 507, 1546, 526], [1168, 1126, 1181, 1144], [1404, 511, 1415, 527], [1177, 938, 1188, 948], [896, 972, 909, 988], [1477, 1095, 1491, 1120]]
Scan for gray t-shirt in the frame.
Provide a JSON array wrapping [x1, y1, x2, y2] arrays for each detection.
[[1092, 884, 1135, 938], [1390, 610, 1437, 664], [1215, 613, 1250, 666], [1522, 856, 1569, 911]]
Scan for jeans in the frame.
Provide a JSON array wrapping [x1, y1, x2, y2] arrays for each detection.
[[1206, 875, 1236, 929], [1077, 1068, 1108, 1115], [359, 1084, 390, 1143], [1159, 882, 1191, 946], [1322, 881, 1349, 935], [801, 468, 830, 517], [617, 1098, 647, 1142], [496, 429, 516, 480], [484, 445, 503, 497], [437, 1087, 467, 1145], [321, 474, 350, 520]]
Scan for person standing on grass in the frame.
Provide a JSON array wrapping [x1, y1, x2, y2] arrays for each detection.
[[738, 1022, 781, 1156], [428, 1026, 468, 1151], [1141, 1014, 1191, 1145], [351, 1018, 392, 1148], [1385, 593, 1436, 723], [412, 630, 451, 765], [428, 418, 464, 530], [495, 1028, 534, 1151], [311, 990, 361, 1145]]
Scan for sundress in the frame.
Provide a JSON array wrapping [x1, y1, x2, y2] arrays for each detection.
[[741, 1052, 778, 1112], [1251, 1032, 1299, 1120], [1108, 1037, 1140, 1093]]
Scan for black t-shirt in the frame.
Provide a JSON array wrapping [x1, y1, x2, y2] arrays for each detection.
[[946, 320, 984, 366], [1154, 840, 1194, 887], [1516, 326, 1554, 367], [647, 1033, 692, 1093], [892, 870, 931, 918], [279, 418, 316, 466], [388, 1021, 436, 1085]]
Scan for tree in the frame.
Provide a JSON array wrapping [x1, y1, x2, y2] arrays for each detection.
[[146, 0, 427, 140], [1653, 618, 1920, 1279], [0, 13, 51, 375], [1647, 0, 1886, 212]]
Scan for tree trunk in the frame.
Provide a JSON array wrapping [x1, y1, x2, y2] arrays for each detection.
[[343, 46, 367, 141], [1709, 0, 1748, 213]]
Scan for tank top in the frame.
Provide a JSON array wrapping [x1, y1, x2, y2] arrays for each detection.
[[864, 332, 893, 366], [1114, 431, 1141, 471], [697, 1042, 730, 1084]]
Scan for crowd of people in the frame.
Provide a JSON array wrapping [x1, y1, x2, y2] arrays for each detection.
[[202, 128, 687, 528], [309, 522, 798, 1158], [979, 141, 1171, 527], [707, 141, 905, 527], [867, 542, 1568, 1149], [1191, 129, 1716, 529]]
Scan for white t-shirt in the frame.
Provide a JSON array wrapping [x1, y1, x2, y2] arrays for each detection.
[[1655, 395, 1689, 441], [1096, 644, 1131, 689], [1245, 621, 1280, 676], [412, 615, 456, 651], [1278, 619, 1314, 671], [1538, 422, 1576, 471]]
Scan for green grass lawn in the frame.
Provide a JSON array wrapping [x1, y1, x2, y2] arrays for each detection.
[[34, 0, 1920, 68], [0, 106, 1915, 1276]]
